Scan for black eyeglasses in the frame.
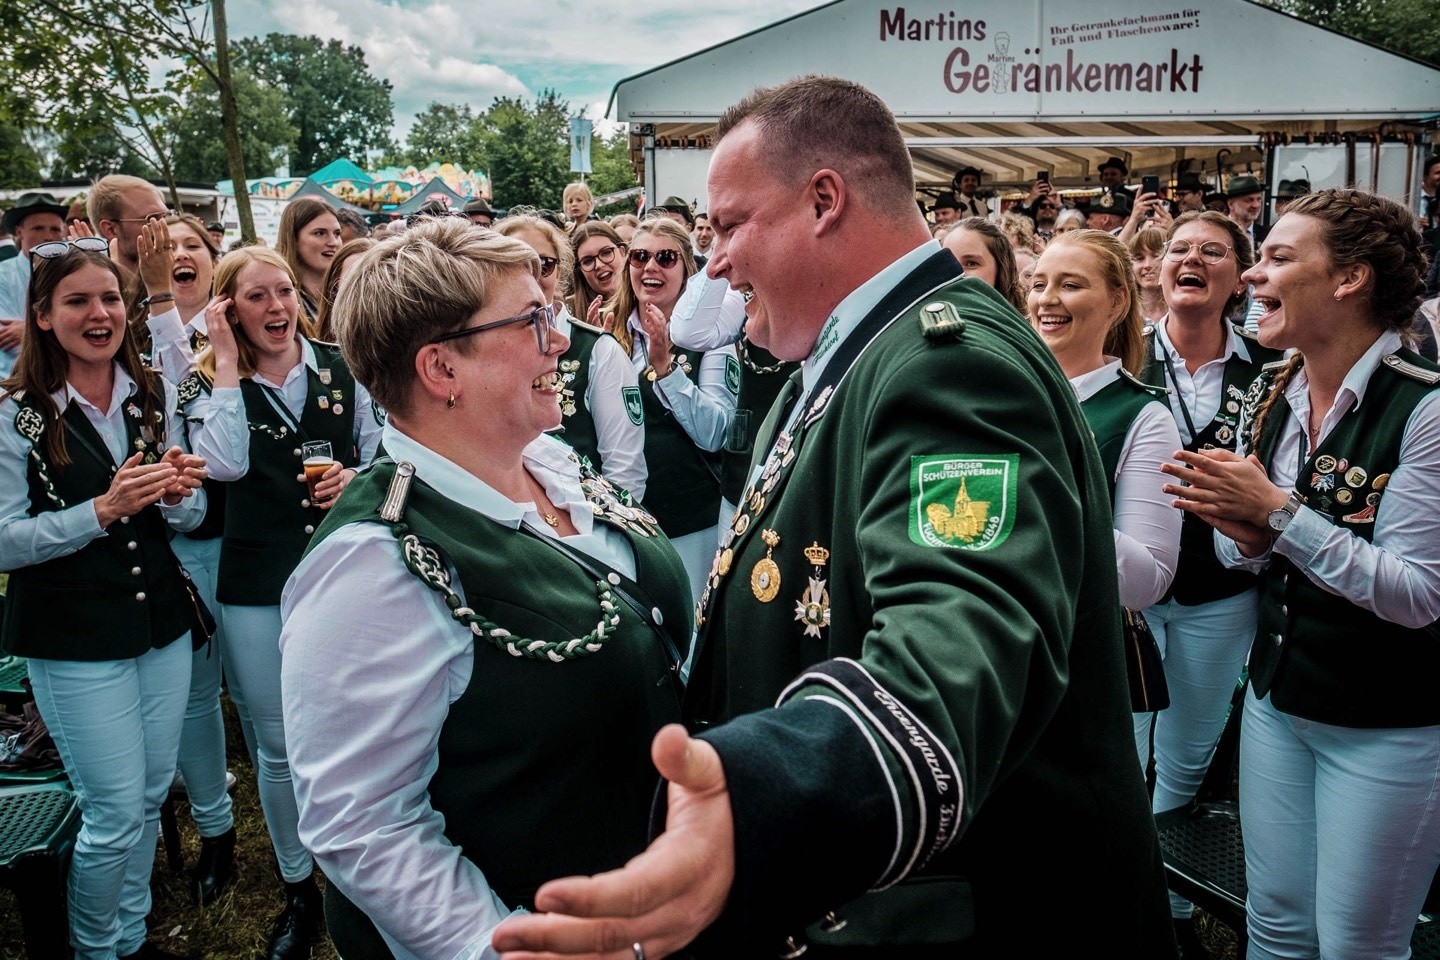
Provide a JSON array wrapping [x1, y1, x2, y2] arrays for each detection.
[[429, 303, 557, 353], [32, 238, 110, 260], [1164, 240, 1233, 264], [628, 248, 680, 270], [578, 244, 621, 272], [537, 256, 559, 278]]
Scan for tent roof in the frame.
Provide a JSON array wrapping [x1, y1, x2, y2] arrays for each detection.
[[390, 176, 468, 214], [612, 0, 1440, 190], [308, 158, 373, 185], [289, 178, 372, 214]]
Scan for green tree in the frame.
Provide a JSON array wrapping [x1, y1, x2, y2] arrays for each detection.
[[405, 102, 487, 168], [234, 34, 394, 176], [0, 123, 42, 188], [1264, 0, 1439, 66], [479, 89, 572, 208], [587, 131, 638, 209], [172, 67, 297, 183]]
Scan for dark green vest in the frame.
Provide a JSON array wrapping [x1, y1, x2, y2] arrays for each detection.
[[307, 455, 686, 935], [3, 386, 192, 661], [216, 342, 360, 605], [549, 320, 603, 471], [1080, 372, 1166, 499], [638, 348, 721, 538], [1141, 324, 1283, 605], [1248, 349, 1440, 727], [721, 337, 799, 505]]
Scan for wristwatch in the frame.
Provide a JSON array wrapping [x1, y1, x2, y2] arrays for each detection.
[[1266, 493, 1305, 534]]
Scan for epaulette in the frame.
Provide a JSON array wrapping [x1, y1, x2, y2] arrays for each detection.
[[1381, 353, 1440, 385], [917, 299, 966, 342], [1120, 368, 1168, 400], [1230, 322, 1261, 341], [569, 318, 606, 336]]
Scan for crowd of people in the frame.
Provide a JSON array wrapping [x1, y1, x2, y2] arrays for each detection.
[[0, 75, 1438, 960]]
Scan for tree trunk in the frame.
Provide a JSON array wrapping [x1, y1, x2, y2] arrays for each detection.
[[212, 0, 253, 241]]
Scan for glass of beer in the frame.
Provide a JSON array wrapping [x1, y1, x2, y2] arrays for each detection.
[[302, 440, 335, 503]]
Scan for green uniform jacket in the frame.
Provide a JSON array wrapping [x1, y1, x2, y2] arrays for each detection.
[[686, 252, 1174, 956]]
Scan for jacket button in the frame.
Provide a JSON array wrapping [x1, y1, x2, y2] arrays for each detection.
[[1273, 633, 1283, 646], [135, 592, 146, 602], [131, 566, 142, 576], [293, 448, 303, 457], [127, 541, 138, 550], [1281, 604, 1289, 616], [304, 525, 315, 535], [119, 516, 130, 524], [301, 499, 311, 508], [607, 572, 621, 585], [651, 607, 664, 625], [296, 473, 306, 482]]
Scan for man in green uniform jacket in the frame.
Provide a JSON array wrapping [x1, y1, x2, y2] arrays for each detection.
[[493, 76, 1175, 960]]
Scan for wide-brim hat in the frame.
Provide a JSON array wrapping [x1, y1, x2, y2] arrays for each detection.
[[1083, 188, 1133, 217], [654, 196, 693, 225], [930, 192, 961, 212], [1175, 173, 1206, 193], [1226, 175, 1264, 198], [1276, 178, 1311, 199], [3, 191, 68, 233], [462, 197, 493, 215], [1098, 156, 1129, 175], [952, 166, 983, 183]]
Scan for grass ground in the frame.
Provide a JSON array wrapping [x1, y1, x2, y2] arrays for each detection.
[[0, 690, 1241, 959]]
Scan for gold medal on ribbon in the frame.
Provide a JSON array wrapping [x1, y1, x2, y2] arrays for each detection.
[[750, 529, 782, 603]]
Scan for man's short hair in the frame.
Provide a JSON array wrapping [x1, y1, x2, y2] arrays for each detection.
[[87, 174, 158, 225], [1424, 154, 1440, 177], [715, 75, 916, 220]]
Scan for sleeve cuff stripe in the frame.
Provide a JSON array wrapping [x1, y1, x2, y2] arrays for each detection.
[[802, 694, 906, 890], [782, 671, 931, 887]]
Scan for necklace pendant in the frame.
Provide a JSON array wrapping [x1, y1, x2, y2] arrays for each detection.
[[543, 513, 560, 527]]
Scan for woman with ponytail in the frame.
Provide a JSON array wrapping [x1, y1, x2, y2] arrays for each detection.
[[1166, 189, 1440, 960]]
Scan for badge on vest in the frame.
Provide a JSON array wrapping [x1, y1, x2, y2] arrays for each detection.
[[909, 454, 1019, 551], [622, 386, 643, 425]]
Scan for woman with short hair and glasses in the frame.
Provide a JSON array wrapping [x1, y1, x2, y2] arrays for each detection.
[[606, 217, 737, 600], [495, 215, 646, 499], [0, 241, 207, 960], [277, 218, 687, 960], [1132, 210, 1284, 954], [186, 246, 382, 960]]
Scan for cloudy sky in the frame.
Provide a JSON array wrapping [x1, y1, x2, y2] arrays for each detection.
[[226, 0, 823, 137]]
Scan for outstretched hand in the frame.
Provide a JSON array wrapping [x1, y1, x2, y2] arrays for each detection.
[[492, 724, 735, 960]]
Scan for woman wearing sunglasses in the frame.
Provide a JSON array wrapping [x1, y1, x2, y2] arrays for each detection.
[[1132, 210, 1284, 953], [0, 241, 207, 960], [186, 246, 382, 960], [496, 214, 646, 499], [607, 217, 737, 601], [277, 219, 687, 960], [1165, 189, 1440, 960]]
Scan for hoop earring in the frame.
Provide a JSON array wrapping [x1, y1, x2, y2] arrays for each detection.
[[447, 391, 456, 410]]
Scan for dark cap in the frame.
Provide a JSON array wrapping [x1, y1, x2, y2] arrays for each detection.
[[1226, 174, 1264, 198], [1175, 173, 1206, 193], [1085, 188, 1133, 217], [1098, 156, 1129, 175], [462, 197, 494, 215], [952, 166, 982, 183], [930, 192, 961, 212], [1276, 179, 1311, 199], [205, 220, 224, 233], [656, 196, 694, 224], [2, 191, 68, 233]]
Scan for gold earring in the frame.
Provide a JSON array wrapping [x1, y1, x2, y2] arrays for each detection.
[[447, 391, 456, 409]]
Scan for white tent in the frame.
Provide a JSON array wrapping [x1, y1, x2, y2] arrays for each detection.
[[612, 0, 1440, 210]]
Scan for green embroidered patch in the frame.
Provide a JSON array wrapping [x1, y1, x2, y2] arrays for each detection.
[[724, 355, 741, 395], [909, 454, 1018, 551], [622, 386, 644, 425]]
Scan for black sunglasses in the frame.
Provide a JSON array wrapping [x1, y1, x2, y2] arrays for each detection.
[[537, 256, 559, 278], [32, 238, 110, 260], [429, 303, 557, 353], [628, 248, 680, 270]]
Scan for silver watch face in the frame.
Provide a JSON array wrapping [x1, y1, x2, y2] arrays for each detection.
[[1267, 507, 1292, 533]]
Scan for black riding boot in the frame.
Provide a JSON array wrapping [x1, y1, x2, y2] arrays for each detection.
[[265, 873, 323, 960], [192, 826, 236, 906]]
